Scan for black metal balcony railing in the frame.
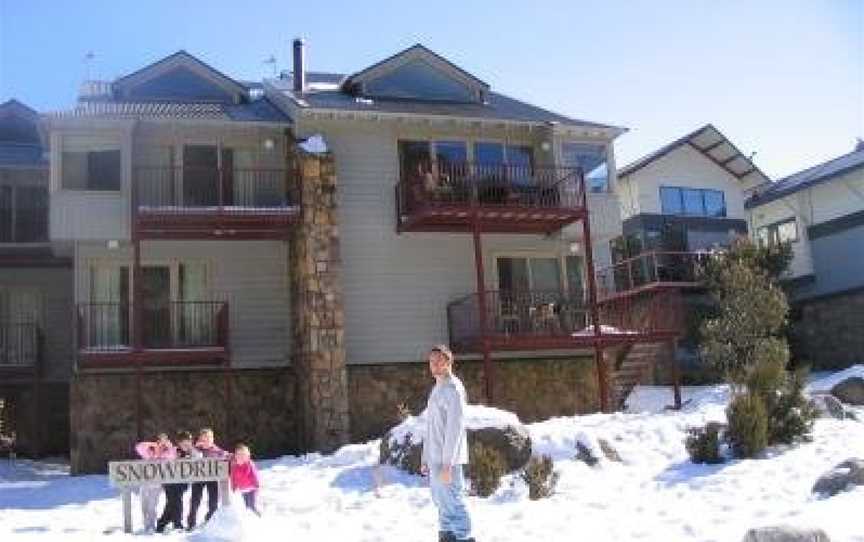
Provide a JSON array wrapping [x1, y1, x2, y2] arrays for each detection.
[[447, 288, 684, 351], [596, 251, 708, 298], [76, 301, 228, 352], [0, 323, 40, 367], [397, 161, 585, 216], [134, 166, 297, 215]]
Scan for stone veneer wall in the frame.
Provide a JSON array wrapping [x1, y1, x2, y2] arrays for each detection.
[[70, 368, 298, 474], [348, 356, 599, 443], [792, 289, 864, 370], [288, 150, 350, 452]]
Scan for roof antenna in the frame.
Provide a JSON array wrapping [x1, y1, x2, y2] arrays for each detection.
[[263, 55, 277, 77], [83, 51, 95, 81]]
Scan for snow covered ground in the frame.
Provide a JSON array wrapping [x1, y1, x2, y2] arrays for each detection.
[[2, 373, 864, 542]]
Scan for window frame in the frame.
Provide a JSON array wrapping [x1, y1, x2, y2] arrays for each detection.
[[493, 252, 584, 293], [659, 185, 726, 218], [756, 217, 799, 247], [0, 184, 49, 244]]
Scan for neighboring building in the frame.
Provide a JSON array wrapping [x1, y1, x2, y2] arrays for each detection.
[[0, 99, 73, 456], [10, 44, 686, 472], [747, 142, 864, 369]]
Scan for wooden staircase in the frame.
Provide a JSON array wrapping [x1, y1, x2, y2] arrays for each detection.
[[610, 342, 668, 409]]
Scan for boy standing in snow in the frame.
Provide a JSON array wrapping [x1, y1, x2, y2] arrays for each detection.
[[187, 428, 228, 529], [230, 443, 261, 515], [134, 432, 176, 533], [420, 345, 475, 542], [156, 430, 199, 533]]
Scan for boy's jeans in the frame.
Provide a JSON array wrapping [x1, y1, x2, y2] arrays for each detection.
[[429, 464, 472, 540], [139, 483, 161, 531]]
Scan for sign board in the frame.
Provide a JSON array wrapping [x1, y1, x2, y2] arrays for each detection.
[[109, 458, 229, 487], [108, 458, 230, 533]]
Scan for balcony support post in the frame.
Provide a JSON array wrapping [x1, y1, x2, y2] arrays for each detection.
[[579, 169, 610, 412], [132, 237, 143, 441], [472, 217, 493, 403]]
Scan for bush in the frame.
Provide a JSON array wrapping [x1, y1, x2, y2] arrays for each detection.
[[468, 443, 506, 497], [520, 455, 559, 500], [726, 393, 769, 458], [766, 368, 818, 445], [685, 422, 725, 464]]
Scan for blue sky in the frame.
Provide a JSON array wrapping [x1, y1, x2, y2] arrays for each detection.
[[0, 0, 861, 179]]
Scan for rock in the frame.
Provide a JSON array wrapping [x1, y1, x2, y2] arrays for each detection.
[[741, 525, 831, 541], [575, 441, 599, 466], [379, 405, 532, 475], [812, 458, 864, 497], [809, 394, 846, 420], [599, 439, 623, 462], [831, 377, 864, 405]]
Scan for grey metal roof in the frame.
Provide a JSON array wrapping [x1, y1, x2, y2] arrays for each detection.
[[46, 97, 290, 123], [0, 143, 46, 167], [618, 124, 770, 185], [268, 73, 619, 130], [746, 146, 864, 208]]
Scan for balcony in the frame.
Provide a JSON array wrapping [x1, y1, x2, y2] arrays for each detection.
[[447, 288, 683, 353], [0, 322, 42, 378], [396, 162, 586, 234], [133, 167, 299, 240], [596, 251, 708, 299], [76, 301, 229, 369]]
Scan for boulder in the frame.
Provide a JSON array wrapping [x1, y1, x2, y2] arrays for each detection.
[[809, 394, 846, 420], [831, 377, 864, 405], [812, 458, 864, 497], [379, 405, 531, 475], [574, 432, 621, 466], [741, 526, 831, 542], [575, 441, 599, 466], [599, 439, 623, 462]]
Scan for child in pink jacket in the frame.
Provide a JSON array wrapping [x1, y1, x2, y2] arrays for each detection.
[[229, 443, 261, 515], [134, 433, 176, 532]]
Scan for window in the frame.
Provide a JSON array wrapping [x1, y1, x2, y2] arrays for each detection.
[[757, 218, 798, 247], [62, 149, 122, 191], [561, 143, 609, 193], [496, 255, 583, 293], [0, 185, 48, 243], [659, 186, 726, 217]]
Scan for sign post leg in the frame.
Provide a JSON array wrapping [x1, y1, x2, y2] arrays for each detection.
[[122, 489, 133, 534]]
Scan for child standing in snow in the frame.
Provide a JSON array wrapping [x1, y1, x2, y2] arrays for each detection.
[[187, 427, 229, 529], [229, 443, 261, 515], [156, 430, 200, 533], [134, 433, 176, 533]]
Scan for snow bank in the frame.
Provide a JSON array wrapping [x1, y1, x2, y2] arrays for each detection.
[[387, 404, 521, 446], [807, 365, 864, 394]]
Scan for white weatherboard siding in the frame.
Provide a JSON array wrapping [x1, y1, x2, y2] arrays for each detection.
[[748, 167, 864, 280], [74, 240, 290, 367], [0, 267, 74, 381], [299, 121, 611, 365], [620, 144, 750, 220]]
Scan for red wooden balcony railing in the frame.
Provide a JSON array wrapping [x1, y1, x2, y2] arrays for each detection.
[[76, 301, 229, 353], [447, 288, 683, 352], [0, 322, 41, 368], [396, 161, 586, 233], [596, 251, 709, 298]]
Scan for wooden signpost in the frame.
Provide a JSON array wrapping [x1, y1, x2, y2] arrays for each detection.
[[108, 458, 230, 533]]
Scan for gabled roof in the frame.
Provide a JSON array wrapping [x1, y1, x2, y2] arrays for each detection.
[[0, 99, 45, 166], [746, 145, 864, 208], [47, 98, 289, 123], [0, 99, 38, 120], [618, 124, 770, 185], [111, 50, 249, 103], [267, 71, 623, 133], [341, 44, 490, 102]]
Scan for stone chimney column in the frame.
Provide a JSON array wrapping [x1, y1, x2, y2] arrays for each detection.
[[289, 143, 350, 452]]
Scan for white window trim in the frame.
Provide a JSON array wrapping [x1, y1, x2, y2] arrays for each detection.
[[492, 251, 583, 292], [86, 257, 212, 303]]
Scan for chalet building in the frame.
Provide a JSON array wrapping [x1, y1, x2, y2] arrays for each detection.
[[747, 142, 864, 370], [4, 43, 686, 473], [0, 99, 72, 457]]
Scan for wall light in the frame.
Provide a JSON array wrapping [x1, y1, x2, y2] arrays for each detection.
[[263, 138, 275, 151]]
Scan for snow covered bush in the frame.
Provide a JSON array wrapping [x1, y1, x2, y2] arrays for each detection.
[[726, 393, 768, 458], [685, 422, 725, 464], [468, 442, 506, 497], [520, 455, 559, 500], [764, 369, 817, 445]]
